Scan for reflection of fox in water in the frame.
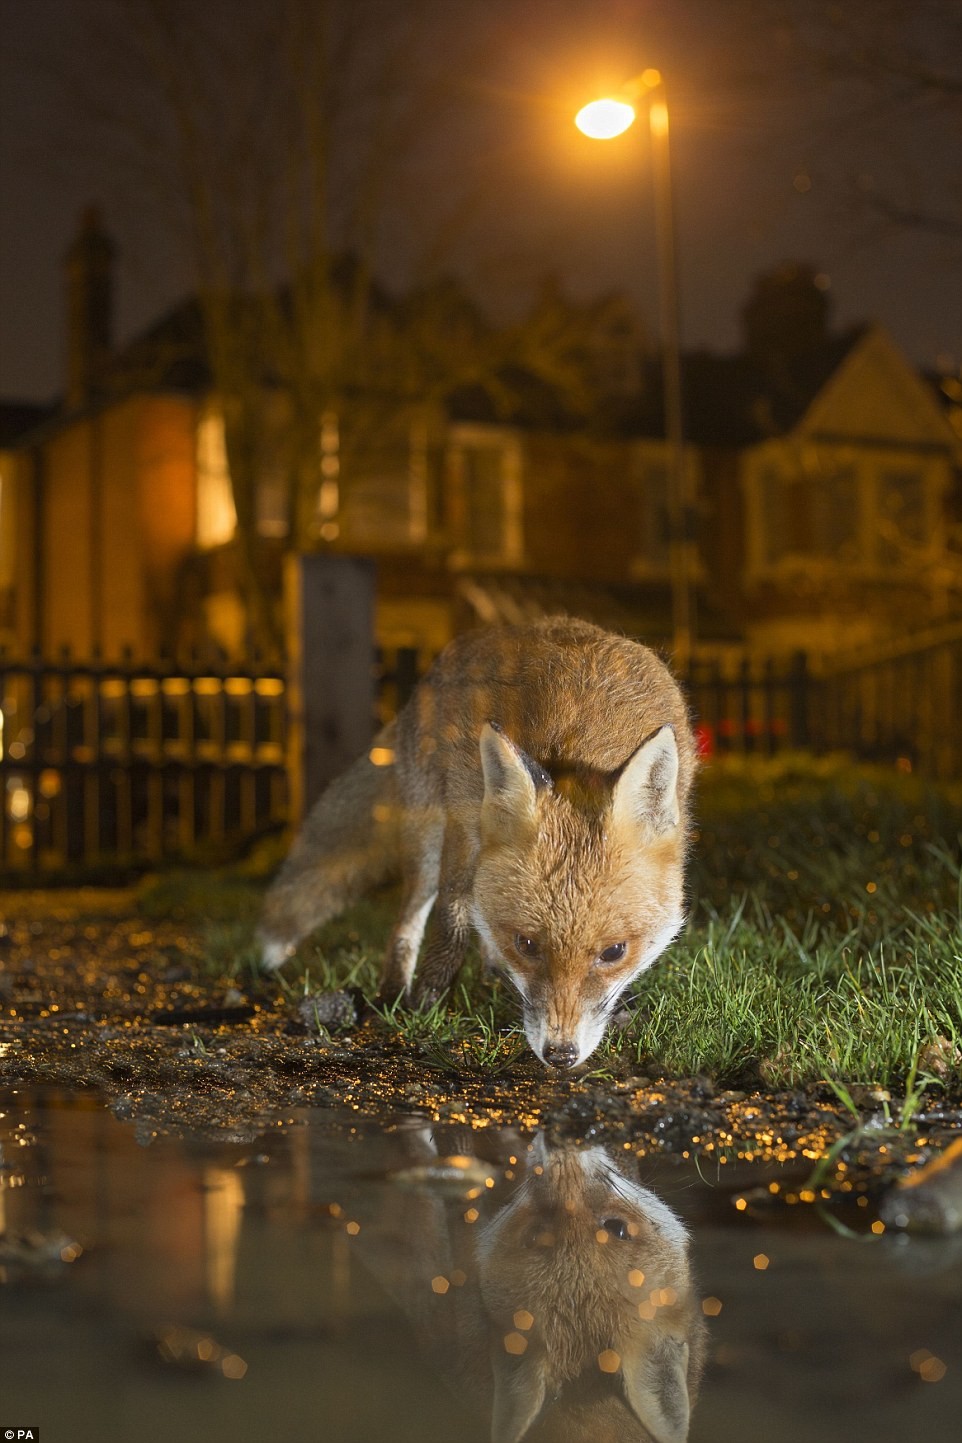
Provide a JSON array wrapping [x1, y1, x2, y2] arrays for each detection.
[[476, 1139, 705, 1443], [347, 1131, 705, 1443], [259, 618, 696, 1067]]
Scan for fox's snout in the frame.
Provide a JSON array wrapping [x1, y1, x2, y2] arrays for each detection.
[[539, 1040, 579, 1070], [521, 990, 617, 1070]]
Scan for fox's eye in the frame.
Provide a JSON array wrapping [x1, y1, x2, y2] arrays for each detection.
[[515, 933, 541, 959], [597, 942, 627, 965]]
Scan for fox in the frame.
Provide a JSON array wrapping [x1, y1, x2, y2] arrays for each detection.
[[258, 616, 697, 1068], [475, 1137, 705, 1443], [340, 1127, 704, 1443]]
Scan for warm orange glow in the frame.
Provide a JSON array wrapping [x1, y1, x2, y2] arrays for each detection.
[[649, 99, 669, 138], [196, 408, 237, 548], [575, 98, 636, 139]]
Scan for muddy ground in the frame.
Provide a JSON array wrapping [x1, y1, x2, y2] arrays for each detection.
[[2, 889, 960, 1201]]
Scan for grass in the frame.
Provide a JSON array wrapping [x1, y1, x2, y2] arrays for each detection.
[[141, 752, 962, 1090]]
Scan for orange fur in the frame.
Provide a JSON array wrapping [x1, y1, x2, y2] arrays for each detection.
[[259, 618, 697, 1067]]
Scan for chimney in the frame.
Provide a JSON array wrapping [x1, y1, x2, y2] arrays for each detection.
[[65, 205, 116, 410]]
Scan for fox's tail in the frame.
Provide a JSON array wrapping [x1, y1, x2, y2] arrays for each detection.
[[257, 720, 401, 970]]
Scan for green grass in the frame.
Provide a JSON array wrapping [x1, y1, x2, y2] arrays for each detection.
[[146, 753, 962, 1090]]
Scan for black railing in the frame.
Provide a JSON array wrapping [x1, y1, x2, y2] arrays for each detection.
[[813, 619, 962, 780], [0, 651, 287, 873], [3, 625, 958, 876], [685, 652, 811, 757]]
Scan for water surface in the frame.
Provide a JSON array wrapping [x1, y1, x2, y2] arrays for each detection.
[[1, 1091, 959, 1442]]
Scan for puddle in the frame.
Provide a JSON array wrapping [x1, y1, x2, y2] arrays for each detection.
[[1, 1090, 960, 1443]]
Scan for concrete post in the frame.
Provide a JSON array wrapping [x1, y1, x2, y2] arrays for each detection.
[[284, 553, 376, 822]]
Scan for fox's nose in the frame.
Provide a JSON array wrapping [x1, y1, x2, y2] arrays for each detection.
[[543, 1041, 579, 1070]]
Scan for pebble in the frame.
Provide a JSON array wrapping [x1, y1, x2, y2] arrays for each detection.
[[879, 1138, 962, 1234]]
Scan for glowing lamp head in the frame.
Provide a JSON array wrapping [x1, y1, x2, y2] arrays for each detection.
[[575, 98, 636, 140]]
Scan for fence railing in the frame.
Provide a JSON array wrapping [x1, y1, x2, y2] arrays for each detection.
[[685, 652, 811, 757], [0, 652, 287, 873], [812, 618, 962, 780], [2, 623, 958, 875]]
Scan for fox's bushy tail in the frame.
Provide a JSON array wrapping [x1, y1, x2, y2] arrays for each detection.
[[258, 721, 401, 969]]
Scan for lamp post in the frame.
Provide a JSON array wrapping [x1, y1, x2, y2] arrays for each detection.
[[576, 73, 695, 670]]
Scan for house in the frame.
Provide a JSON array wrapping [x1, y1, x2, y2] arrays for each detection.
[[1, 219, 959, 666], [693, 325, 962, 655], [0, 211, 679, 661]]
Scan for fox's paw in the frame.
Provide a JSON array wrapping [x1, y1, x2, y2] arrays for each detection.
[[409, 977, 448, 1012], [257, 934, 296, 973]]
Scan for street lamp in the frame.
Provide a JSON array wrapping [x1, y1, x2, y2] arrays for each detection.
[[576, 71, 695, 671]]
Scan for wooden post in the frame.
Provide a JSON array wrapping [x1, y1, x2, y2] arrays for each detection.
[[284, 554, 376, 823]]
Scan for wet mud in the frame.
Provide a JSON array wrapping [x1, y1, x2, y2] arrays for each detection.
[[1, 890, 960, 1196]]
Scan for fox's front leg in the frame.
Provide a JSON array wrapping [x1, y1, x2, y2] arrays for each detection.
[[409, 825, 477, 1005], [412, 890, 474, 1005], [379, 813, 443, 1002]]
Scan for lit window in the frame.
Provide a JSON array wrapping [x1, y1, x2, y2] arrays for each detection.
[[317, 409, 340, 541], [196, 408, 237, 548]]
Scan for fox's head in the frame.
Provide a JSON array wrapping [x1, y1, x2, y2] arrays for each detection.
[[471, 722, 687, 1069], [477, 1139, 702, 1443]]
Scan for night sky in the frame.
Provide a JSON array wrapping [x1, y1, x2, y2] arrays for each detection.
[[1, 0, 959, 404]]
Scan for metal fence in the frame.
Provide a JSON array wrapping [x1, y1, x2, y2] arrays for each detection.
[[2, 626, 958, 876], [813, 619, 962, 781], [0, 651, 287, 874], [685, 652, 811, 757]]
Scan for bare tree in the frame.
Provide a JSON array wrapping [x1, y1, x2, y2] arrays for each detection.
[[757, 0, 962, 243], [63, 0, 644, 652]]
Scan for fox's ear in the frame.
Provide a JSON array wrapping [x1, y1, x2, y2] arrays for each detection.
[[622, 1336, 691, 1443], [610, 725, 680, 836], [480, 723, 549, 841], [490, 1349, 547, 1443]]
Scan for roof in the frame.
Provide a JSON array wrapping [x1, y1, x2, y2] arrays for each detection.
[[634, 328, 867, 447], [109, 297, 212, 393]]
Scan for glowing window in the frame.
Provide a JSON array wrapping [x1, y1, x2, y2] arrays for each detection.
[[196, 408, 237, 548]]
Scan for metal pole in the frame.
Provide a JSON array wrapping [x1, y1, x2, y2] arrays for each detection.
[[648, 92, 694, 671]]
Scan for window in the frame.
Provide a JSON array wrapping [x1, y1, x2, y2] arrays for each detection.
[[812, 467, 859, 560], [877, 469, 926, 565], [316, 409, 340, 541], [337, 412, 431, 549], [448, 426, 523, 566], [462, 446, 508, 556], [636, 460, 671, 571], [756, 459, 860, 566], [759, 463, 801, 565], [196, 408, 237, 548]]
